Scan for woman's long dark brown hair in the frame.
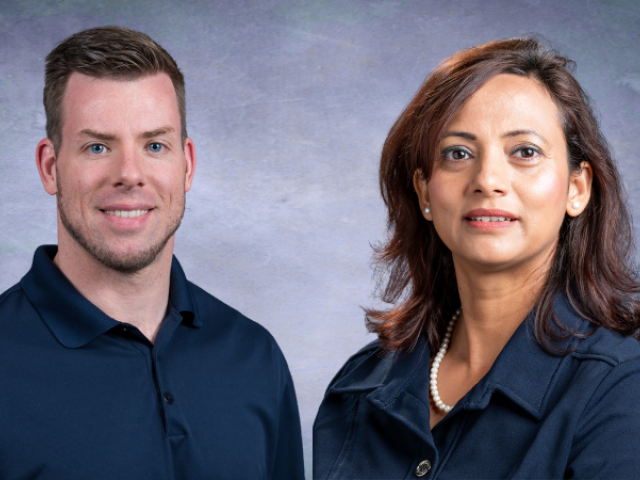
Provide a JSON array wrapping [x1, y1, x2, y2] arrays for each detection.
[[365, 37, 640, 354]]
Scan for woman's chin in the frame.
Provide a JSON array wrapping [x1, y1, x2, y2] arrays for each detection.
[[452, 250, 535, 273]]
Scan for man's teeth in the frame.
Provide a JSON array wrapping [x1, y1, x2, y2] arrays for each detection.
[[105, 209, 149, 218], [469, 216, 513, 222]]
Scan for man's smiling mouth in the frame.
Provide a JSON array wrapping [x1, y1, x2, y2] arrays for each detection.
[[103, 209, 150, 218]]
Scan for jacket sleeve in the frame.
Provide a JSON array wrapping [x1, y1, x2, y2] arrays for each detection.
[[566, 357, 640, 478], [269, 362, 305, 480]]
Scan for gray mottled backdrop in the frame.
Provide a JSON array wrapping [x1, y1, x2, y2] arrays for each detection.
[[1, 0, 639, 477]]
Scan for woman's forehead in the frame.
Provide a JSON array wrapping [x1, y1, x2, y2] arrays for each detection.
[[443, 74, 564, 140]]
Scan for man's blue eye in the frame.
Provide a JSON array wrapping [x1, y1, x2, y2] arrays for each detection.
[[149, 143, 163, 153], [90, 144, 105, 154]]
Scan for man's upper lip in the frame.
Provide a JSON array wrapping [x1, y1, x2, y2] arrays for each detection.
[[100, 204, 154, 211], [464, 208, 517, 219]]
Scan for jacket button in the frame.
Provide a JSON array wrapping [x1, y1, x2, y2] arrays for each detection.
[[415, 459, 432, 477]]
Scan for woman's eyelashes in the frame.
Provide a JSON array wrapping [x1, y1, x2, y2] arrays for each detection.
[[511, 145, 542, 159], [441, 146, 473, 161], [440, 144, 543, 162]]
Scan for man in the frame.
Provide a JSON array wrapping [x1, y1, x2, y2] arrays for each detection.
[[0, 26, 304, 479]]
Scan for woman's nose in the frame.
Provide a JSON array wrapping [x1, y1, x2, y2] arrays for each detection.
[[468, 149, 509, 196]]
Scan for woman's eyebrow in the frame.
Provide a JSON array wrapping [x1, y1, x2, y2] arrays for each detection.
[[502, 128, 549, 145], [441, 131, 476, 141], [441, 129, 550, 145]]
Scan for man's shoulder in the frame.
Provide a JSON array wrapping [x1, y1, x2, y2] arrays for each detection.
[[186, 281, 284, 355], [0, 282, 24, 304], [0, 282, 29, 319]]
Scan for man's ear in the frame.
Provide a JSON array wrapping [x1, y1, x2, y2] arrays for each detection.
[[566, 161, 593, 217], [36, 138, 58, 195], [413, 168, 432, 220], [183, 137, 197, 192]]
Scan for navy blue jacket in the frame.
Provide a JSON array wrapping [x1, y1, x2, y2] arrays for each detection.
[[313, 294, 640, 479], [0, 246, 304, 480]]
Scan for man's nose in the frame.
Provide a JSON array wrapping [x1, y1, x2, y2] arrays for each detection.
[[468, 148, 509, 196], [113, 146, 144, 188]]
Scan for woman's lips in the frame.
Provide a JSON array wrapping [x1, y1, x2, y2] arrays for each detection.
[[464, 208, 517, 228]]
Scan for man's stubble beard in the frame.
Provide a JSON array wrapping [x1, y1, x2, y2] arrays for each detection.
[[56, 178, 184, 274]]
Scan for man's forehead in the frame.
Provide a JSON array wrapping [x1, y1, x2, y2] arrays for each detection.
[[63, 71, 177, 109], [65, 70, 174, 91], [61, 72, 180, 138]]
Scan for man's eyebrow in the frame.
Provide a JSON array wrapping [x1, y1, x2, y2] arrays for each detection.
[[441, 131, 477, 141], [80, 129, 116, 141], [502, 128, 549, 144], [139, 127, 175, 139]]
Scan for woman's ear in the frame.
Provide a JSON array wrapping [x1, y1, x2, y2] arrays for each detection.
[[567, 161, 593, 217], [413, 168, 432, 221]]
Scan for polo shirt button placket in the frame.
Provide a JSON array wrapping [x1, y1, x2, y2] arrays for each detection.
[[415, 459, 432, 477]]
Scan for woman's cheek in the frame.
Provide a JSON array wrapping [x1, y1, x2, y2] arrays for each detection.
[[428, 175, 458, 215], [517, 167, 568, 230], [427, 175, 461, 245]]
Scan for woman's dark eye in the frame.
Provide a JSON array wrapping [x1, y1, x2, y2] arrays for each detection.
[[521, 148, 535, 157], [149, 143, 163, 153], [89, 144, 105, 154], [515, 146, 540, 158], [442, 148, 471, 161]]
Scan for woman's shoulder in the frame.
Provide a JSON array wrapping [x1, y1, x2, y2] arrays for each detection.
[[323, 339, 383, 393], [573, 323, 640, 366], [323, 334, 432, 399], [565, 328, 640, 476], [553, 292, 640, 366]]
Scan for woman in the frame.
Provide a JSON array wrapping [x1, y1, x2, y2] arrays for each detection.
[[313, 37, 640, 479]]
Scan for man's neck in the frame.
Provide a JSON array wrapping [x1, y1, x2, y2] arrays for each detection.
[[54, 237, 174, 344]]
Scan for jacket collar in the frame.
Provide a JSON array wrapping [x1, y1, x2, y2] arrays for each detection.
[[329, 334, 434, 443], [463, 293, 593, 419], [21, 245, 198, 349], [329, 293, 591, 441]]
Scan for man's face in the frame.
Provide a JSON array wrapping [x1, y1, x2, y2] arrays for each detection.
[[53, 72, 195, 272]]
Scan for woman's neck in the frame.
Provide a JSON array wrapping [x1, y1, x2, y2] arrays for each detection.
[[448, 254, 551, 374]]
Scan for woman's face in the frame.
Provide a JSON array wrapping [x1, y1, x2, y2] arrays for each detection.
[[415, 74, 590, 273]]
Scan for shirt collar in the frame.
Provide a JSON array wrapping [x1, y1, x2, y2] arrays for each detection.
[[21, 245, 198, 349], [330, 292, 591, 423]]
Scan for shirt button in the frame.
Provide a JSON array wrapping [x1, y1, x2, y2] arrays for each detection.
[[163, 393, 174, 404], [415, 459, 432, 477]]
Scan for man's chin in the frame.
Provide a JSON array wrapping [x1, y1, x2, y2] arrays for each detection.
[[63, 226, 174, 274], [90, 247, 166, 274]]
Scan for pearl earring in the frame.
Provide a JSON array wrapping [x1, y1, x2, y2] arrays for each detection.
[[424, 206, 431, 214], [572, 201, 580, 209]]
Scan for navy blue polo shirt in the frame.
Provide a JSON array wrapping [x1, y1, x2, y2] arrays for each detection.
[[0, 245, 304, 479], [314, 293, 640, 479]]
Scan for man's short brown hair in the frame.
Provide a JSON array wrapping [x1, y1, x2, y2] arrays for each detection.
[[44, 26, 186, 153]]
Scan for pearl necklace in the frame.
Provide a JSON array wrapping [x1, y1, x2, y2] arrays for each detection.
[[429, 307, 461, 413]]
